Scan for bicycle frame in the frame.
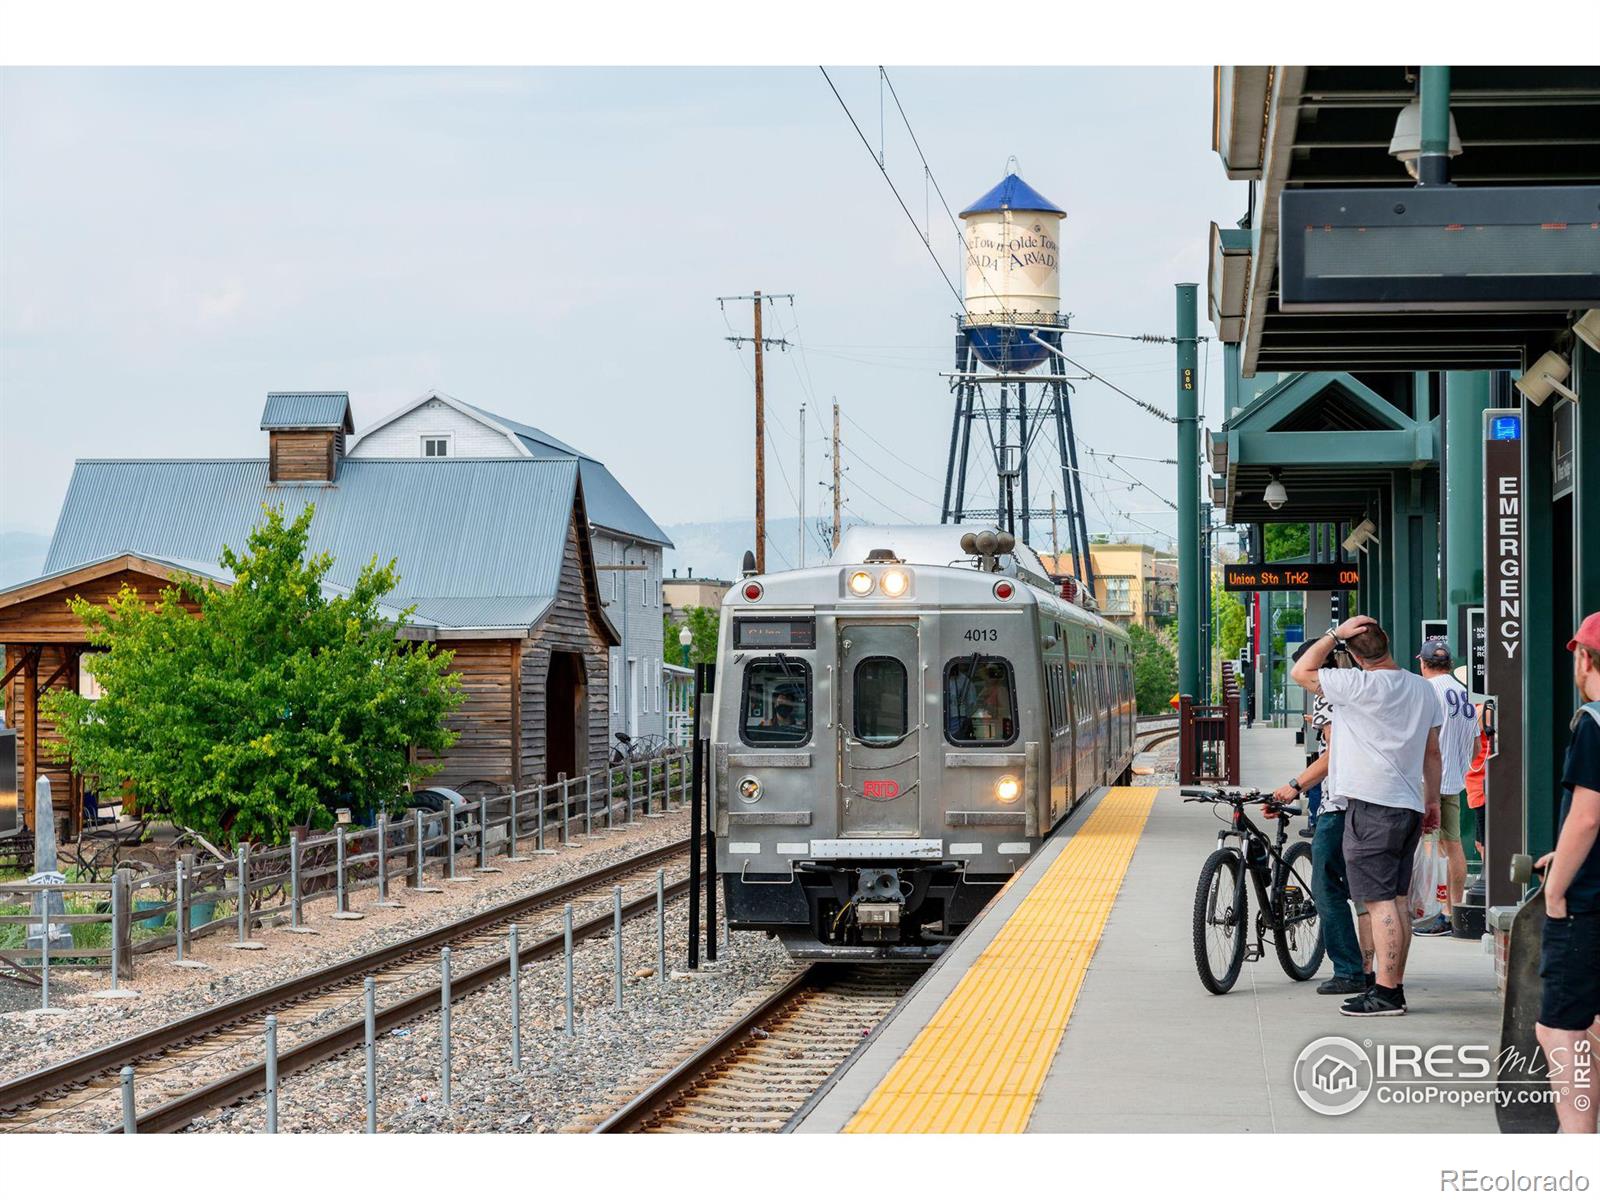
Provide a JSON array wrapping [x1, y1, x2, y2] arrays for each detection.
[[1212, 804, 1313, 961]]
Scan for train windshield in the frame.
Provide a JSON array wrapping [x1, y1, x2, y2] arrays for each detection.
[[740, 657, 812, 746], [944, 656, 1017, 746], [852, 656, 909, 745]]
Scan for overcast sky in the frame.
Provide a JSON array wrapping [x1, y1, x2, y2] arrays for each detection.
[[0, 67, 1241, 563]]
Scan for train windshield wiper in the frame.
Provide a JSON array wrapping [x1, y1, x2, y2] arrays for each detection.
[[953, 651, 981, 712], [773, 652, 797, 677]]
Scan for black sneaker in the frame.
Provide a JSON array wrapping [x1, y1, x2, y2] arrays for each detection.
[[1342, 987, 1406, 1017], [1317, 975, 1369, 995], [1299, 823, 1315, 838], [1413, 914, 1452, 937]]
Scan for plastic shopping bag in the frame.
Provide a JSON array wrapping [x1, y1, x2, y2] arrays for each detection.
[[1408, 832, 1446, 922]]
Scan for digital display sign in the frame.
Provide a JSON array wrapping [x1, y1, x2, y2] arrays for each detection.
[[732, 617, 816, 650], [1224, 563, 1361, 592]]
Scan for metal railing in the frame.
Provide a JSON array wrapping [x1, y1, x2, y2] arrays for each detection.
[[0, 752, 690, 1008]]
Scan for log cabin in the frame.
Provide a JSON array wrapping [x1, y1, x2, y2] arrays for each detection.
[[0, 392, 620, 835]]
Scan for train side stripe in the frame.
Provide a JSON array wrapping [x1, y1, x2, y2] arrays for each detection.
[[842, 785, 1158, 1134]]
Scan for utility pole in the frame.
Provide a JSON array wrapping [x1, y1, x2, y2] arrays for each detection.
[[798, 402, 806, 569], [831, 398, 842, 552], [719, 291, 792, 575]]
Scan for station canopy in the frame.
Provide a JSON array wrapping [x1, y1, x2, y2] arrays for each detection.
[[1211, 66, 1600, 374]]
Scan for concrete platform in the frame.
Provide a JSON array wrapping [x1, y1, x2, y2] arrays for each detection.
[[798, 726, 1501, 1134]]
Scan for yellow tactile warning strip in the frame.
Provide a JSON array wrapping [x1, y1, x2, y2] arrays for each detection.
[[843, 786, 1159, 1134]]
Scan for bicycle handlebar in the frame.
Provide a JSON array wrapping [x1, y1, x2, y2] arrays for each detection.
[[1180, 787, 1301, 818]]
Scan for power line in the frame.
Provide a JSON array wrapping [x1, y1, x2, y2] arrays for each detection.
[[819, 66, 966, 313]]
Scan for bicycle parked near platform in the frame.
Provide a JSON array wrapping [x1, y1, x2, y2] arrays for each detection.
[[1183, 786, 1324, 994]]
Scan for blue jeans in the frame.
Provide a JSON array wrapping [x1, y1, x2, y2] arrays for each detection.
[[1312, 808, 1364, 980]]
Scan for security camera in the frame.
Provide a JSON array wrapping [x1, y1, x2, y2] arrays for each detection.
[[1575, 309, 1600, 355], [1263, 468, 1287, 511], [1515, 350, 1578, 407], [1342, 518, 1380, 555]]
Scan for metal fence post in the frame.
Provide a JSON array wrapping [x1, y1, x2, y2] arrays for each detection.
[[505, 789, 523, 861], [606, 768, 616, 831], [439, 947, 452, 1106], [475, 797, 501, 873], [375, 814, 402, 907], [332, 826, 364, 920], [509, 925, 522, 1073], [563, 904, 575, 1036], [584, 773, 594, 838], [626, 763, 636, 824], [232, 843, 265, 949], [656, 869, 666, 988], [38, 901, 52, 1012], [445, 803, 459, 882], [560, 776, 571, 846], [364, 976, 377, 1134], [410, 809, 442, 894], [264, 1015, 279, 1133], [536, 785, 546, 853], [121, 1066, 136, 1134], [612, 884, 624, 1010]]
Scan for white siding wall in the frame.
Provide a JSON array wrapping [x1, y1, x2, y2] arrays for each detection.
[[349, 400, 519, 459], [593, 534, 666, 744]]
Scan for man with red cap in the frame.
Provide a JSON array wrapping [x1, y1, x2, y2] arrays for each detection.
[[1535, 612, 1600, 1134]]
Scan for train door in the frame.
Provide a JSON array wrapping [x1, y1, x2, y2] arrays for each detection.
[[837, 620, 920, 837]]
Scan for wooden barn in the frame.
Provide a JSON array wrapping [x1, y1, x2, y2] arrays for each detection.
[[0, 392, 620, 835]]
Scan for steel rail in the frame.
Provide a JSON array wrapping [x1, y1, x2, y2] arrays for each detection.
[[124, 877, 695, 1133], [0, 837, 690, 1117], [590, 966, 823, 1134]]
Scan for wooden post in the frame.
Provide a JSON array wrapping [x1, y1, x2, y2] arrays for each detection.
[[22, 650, 37, 831], [112, 868, 134, 979]]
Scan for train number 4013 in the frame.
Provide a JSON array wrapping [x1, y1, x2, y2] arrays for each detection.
[[963, 629, 1000, 642]]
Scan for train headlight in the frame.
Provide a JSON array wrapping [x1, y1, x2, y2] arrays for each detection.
[[994, 775, 1022, 804], [847, 570, 875, 597], [879, 568, 909, 598], [737, 776, 763, 803]]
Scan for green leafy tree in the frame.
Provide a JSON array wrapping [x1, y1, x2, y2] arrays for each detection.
[[45, 505, 463, 847], [1129, 624, 1178, 716], [664, 605, 721, 666]]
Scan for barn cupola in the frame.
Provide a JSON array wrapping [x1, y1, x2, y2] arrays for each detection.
[[261, 392, 355, 483]]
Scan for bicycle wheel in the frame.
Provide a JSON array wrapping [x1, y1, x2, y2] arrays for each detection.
[[1272, 840, 1325, 981], [1193, 847, 1247, 994]]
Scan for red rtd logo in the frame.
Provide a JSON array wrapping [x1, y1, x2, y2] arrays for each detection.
[[863, 779, 900, 799]]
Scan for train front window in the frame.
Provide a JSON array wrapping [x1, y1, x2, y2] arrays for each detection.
[[944, 655, 1017, 746], [853, 656, 908, 745], [740, 658, 812, 746]]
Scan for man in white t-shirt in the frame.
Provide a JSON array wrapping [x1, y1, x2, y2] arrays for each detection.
[[1414, 637, 1477, 936], [1292, 615, 1442, 1017]]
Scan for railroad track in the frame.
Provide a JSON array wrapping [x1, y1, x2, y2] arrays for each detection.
[[590, 963, 921, 1133], [0, 837, 692, 1133]]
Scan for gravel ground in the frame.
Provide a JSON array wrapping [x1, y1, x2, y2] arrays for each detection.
[[0, 807, 694, 1069], [189, 896, 795, 1135]]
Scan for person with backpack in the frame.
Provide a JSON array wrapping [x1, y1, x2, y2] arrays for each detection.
[[1535, 612, 1600, 1134]]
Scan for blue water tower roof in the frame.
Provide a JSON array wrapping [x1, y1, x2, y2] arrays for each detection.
[[959, 173, 1065, 218]]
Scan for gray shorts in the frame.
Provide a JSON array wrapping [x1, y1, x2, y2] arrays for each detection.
[[1342, 798, 1423, 903]]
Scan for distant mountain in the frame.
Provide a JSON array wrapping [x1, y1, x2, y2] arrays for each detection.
[[0, 530, 49, 587], [663, 518, 835, 582]]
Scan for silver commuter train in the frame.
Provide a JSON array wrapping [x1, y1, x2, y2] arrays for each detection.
[[711, 524, 1136, 959]]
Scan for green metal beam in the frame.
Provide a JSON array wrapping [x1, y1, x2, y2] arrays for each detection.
[[1576, 344, 1600, 619], [1523, 396, 1559, 859], [1232, 427, 1435, 467], [1177, 283, 1201, 699], [1444, 372, 1492, 660]]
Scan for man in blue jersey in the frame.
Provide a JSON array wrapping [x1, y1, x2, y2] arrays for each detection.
[[1413, 637, 1477, 936]]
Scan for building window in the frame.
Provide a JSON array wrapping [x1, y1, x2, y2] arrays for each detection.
[[421, 434, 451, 458], [611, 652, 621, 710], [1104, 577, 1134, 614], [853, 656, 909, 746]]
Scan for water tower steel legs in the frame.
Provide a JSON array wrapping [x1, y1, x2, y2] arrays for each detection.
[[1059, 382, 1093, 588], [1018, 381, 1031, 545]]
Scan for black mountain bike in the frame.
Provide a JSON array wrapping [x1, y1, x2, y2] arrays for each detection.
[[1183, 786, 1325, 994]]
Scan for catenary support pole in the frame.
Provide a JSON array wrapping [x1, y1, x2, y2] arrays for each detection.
[[364, 976, 377, 1134], [121, 1066, 136, 1135], [440, 947, 452, 1106], [1176, 282, 1201, 700], [613, 885, 625, 1009], [264, 1016, 278, 1133], [563, 904, 575, 1035], [509, 925, 522, 1072]]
